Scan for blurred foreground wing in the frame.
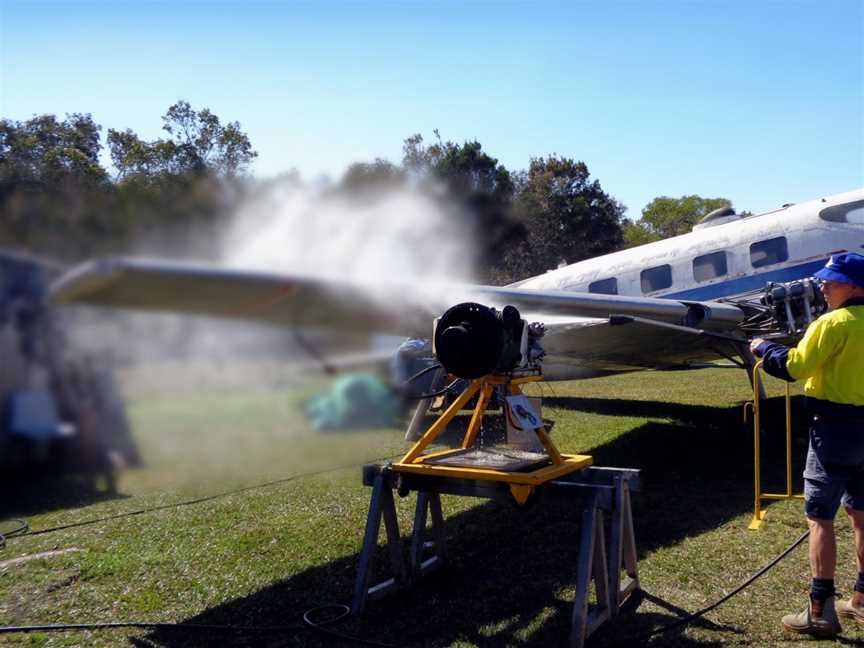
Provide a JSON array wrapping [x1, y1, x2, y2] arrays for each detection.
[[50, 257, 438, 336]]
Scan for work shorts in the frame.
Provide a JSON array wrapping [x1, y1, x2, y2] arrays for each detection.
[[803, 414, 864, 520]]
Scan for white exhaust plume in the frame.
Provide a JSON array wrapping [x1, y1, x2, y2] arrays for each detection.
[[224, 182, 477, 284]]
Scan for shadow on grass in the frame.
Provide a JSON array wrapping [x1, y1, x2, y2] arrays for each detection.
[[2, 472, 126, 518], [142, 396, 811, 648]]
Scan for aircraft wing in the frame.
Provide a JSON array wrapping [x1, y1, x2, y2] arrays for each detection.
[[51, 256, 750, 376], [50, 257, 441, 336]]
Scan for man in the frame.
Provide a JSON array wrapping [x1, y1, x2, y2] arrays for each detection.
[[750, 252, 864, 637]]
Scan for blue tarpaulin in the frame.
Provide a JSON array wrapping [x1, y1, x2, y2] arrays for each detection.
[[304, 373, 401, 431]]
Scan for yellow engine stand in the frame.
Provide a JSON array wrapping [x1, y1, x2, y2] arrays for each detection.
[[392, 373, 592, 504]]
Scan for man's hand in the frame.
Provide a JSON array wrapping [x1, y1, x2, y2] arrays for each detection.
[[749, 337, 766, 356]]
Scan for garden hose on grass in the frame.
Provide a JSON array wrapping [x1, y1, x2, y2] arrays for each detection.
[[0, 527, 811, 646], [0, 518, 28, 549], [303, 605, 400, 647], [633, 527, 810, 642]]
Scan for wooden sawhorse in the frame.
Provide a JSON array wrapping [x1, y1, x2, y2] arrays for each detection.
[[352, 464, 640, 647]]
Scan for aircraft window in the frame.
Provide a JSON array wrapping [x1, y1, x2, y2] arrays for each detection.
[[750, 236, 789, 268], [588, 277, 618, 295], [640, 265, 672, 293], [819, 200, 864, 224], [693, 251, 728, 282]]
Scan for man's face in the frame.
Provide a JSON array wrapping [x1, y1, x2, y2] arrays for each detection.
[[820, 279, 856, 309]]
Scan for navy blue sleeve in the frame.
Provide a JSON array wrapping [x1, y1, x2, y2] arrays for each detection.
[[755, 341, 795, 383]]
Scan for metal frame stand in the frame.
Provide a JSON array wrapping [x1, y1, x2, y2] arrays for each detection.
[[749, 360, 804, 529], [352, 464, 640, 648], [393, 373, 593, 503]]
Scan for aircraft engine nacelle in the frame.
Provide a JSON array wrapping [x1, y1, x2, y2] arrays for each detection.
[[432, 302, 545, 379]]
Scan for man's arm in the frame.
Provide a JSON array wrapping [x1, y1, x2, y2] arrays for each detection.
[[750, 317, 841, 383], [750, 338, 795, 382]]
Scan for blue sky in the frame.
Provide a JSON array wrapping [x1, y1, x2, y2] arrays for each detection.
[[1, 0, 861, 217]]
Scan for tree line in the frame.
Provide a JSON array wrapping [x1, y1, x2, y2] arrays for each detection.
[[0, 102, 740, 283]]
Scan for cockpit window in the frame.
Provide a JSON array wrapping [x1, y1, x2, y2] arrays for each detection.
[[641, 265, 672, 293], [819, 200, 864, 224], [693, 251, 728, 282], [750, 236, 788, 268], [588, 277, 618, 295]]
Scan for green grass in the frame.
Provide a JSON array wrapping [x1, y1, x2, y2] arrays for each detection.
[[1, 365, 858, 646]]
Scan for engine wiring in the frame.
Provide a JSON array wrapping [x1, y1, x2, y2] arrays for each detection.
[[399, 361, 466, 400]]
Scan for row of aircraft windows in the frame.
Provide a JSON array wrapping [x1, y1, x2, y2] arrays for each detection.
[[587, 236, 790, 295]]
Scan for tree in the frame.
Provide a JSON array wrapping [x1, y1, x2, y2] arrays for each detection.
[[161, 100, 257, 177], [0, 113, 107, 194], [402, 133, 523, 278], [624, 195, 733, 247], [338, 158, 405, 196], [0, 103, 257, 260], [107, 101, 257, 181], [510, 156, 625, 277], [0, 113, 115, 258]]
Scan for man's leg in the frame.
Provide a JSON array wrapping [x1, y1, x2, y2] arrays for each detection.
[[836, 504, 864, 621], [782, 445, 843, 636], [848, 508, 864, 573], [809, 516, 837, 580]]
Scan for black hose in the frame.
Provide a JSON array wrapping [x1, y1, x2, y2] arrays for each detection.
[[403, 362, 443, 386], [303, 604, 402, 647], [634, 528, 810, 642], [405, 378, 462, 401], [0, 518, 28, 549]]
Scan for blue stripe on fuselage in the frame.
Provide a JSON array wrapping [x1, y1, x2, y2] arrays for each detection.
[[663, 258, 828, 301]]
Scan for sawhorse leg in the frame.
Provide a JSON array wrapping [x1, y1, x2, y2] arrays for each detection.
[[352, 470, 408, 616], [608, 477, 640, 613], [410, 491, 447, 576], [571, 492, 612, 648]]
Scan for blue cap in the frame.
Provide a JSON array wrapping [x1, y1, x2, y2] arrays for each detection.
[[814, 253, 864, 288]]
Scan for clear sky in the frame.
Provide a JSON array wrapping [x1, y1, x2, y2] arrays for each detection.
[[1, 0, 862, 217]]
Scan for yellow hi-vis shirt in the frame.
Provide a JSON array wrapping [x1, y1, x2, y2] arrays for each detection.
[[786, 304, 864, 406]]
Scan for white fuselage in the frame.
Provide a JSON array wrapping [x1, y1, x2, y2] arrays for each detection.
[[517, 189, 864, 303]]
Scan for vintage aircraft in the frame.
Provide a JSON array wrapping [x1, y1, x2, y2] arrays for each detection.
[[49, 189, 864, 386]]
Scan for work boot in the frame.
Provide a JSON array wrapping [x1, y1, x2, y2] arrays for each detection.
[[781, 596, 842, 637], [837, 592, 864, 624]]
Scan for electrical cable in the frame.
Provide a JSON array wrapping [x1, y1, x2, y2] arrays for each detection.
[[0, 458, 408, 647], [405, 378, 461, 401], [400, 363, 451, 400], [0, 621, 302, 635], [0, 605, 399, 647], [631, 528, 810, 643], [4, 454, 402, 543], [0, 527, 813, 646], [302, 604, 402, 647], [403, 362, 443, 386]]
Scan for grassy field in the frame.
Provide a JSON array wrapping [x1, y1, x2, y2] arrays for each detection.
[[2, 364, 861, 647]]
